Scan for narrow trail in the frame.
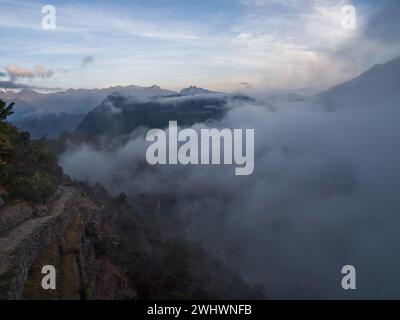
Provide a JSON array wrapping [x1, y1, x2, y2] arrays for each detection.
[[0, 186, 80, 298]]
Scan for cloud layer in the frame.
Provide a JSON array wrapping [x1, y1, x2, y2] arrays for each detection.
[[5, 65, 54, 80], [0, 80, 31, 89], [60, 90, 400, 299]]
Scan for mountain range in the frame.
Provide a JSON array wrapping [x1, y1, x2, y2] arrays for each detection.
[[0, 85, 177, 121], [0, 85, 219, 138], [2, 55, 400, 139]]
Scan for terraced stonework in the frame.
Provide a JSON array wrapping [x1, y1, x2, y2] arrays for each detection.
[[0, 187, 80, 299]]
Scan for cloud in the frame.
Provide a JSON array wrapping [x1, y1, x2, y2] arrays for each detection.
[[240, 0, 306, 9], [0, 80, 32, 89], [0, 1, 398, 91], [0, 80, 61, 91], [364, 0, 400, 44], [226, 0, 368, 90], [5, 65, 54, 80], [81, 55, 95, 68], [60, 86, 400, 298]]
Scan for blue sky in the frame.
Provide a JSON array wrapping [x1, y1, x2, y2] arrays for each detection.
[[0, 0, 399, 91]]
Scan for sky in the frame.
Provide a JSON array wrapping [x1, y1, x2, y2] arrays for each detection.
[[0, 0, 399, 92]]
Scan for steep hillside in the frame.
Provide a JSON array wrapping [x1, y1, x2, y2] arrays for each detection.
[[1, 182, 264, 300], [319, 55, 400, 110], [13, 113, 85, 139], [75, 93, 230, 137], [0, 99, 264, 300], [0, 101, 63, 203]]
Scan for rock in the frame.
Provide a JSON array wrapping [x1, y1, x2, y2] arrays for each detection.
[[0, 196, 4, 208], [0, 201, 34, 237], [33, 204, 48, 217]]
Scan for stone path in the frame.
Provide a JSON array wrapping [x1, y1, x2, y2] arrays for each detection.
[[0, 186, 79, 299]]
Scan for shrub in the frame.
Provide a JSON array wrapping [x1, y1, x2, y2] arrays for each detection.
[[12, 173, 58, 204]]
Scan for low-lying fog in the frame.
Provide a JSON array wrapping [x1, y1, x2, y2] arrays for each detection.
[[60, 92, 400, 299]]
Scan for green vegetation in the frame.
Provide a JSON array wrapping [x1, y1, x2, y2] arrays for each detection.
[[0, 99, 62, 203]]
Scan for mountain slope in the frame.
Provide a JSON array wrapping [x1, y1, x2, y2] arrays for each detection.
[[14, 113, 85, 139], [319, 56, 400, 109], [0, 85, 178, 139], [76, 93, 231, 137], [179, 86, 217, 96], [1, 85, 222, 138], [0, 85, 177, 121]]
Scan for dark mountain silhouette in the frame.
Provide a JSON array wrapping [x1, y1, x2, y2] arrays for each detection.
[[179, 85, 217, 95], [0, 85, 220, 138], [75, 93, 235, 137], [320, 55, 400, 110], [13, 113, 85, 139]]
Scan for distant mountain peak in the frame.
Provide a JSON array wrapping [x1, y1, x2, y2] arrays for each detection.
[[18, 89, 38, 95], [149, 85, 161, 89], [180, 86, 215, 96]]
